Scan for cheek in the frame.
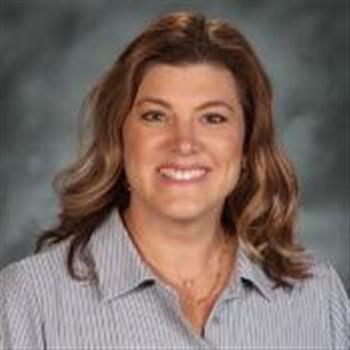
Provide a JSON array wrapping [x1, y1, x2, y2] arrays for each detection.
[[215, 130, 244, 164], [122, 127, 159, 181], [122, 124, 143, 177], [215, 133, 244, 185]]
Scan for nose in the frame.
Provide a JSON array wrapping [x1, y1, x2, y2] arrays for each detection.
[[170, 118, 200, 155]]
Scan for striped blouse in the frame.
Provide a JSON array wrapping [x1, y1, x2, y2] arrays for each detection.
[[1, 209, 349, 349]]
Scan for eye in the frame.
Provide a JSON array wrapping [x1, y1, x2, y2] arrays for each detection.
[[140, 110, 166, 123], [202, 113, 228, 124]]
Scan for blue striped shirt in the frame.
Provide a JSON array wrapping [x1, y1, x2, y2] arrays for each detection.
[[1, 209, 349, 349]]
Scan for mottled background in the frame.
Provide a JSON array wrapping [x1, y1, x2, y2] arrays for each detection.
[[1, 0, 349, 293]]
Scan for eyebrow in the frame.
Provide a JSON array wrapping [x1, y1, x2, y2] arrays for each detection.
[[135, 97, 236, 113]]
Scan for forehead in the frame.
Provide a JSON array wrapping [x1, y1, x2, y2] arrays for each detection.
[[134, 63, 241, 105]]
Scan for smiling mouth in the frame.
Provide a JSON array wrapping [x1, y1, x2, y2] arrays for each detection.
[[157, 166, 210, 182]]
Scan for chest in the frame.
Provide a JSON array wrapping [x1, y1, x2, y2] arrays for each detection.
[[178, 298, 216, 336], [45, 283, 330, 348]]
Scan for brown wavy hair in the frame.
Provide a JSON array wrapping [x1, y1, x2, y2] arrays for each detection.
[[36, 12, 313, 288]]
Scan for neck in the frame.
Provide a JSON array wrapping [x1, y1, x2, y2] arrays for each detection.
[[122, 204, 233, 279]]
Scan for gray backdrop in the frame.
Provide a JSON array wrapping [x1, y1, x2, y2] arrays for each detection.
[[1, 0, 349, 294]]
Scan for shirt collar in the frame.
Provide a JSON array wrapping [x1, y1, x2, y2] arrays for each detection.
[[230, 241, 275, 302], [89, 209, 275, 302], [88, 208, 155, 302]]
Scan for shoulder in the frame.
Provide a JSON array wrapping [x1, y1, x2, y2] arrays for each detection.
[[294, 254, 349, 346], [274, 253, 349, 321], [303, 255, 348, 297], [293, 254, 348, 301], [0, 241, 69, 300], [311, 256, 349, 311], [0, 243, 70, 348]]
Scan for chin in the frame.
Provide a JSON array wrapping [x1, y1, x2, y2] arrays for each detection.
[[157, 201, 217, 223]]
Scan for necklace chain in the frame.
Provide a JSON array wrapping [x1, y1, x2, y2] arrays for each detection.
[[122, 213, 234, 308], [141, 235, 233, 307]]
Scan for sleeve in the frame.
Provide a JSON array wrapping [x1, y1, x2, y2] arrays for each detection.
[[0, 262, 45, 349], [326, 262, 350, 349]]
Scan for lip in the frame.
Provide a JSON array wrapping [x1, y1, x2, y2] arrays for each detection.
[[156, 163, 211, 185], [157, 163, 212, 171]]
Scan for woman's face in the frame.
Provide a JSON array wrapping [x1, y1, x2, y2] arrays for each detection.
[[122, 63, 245, 223]]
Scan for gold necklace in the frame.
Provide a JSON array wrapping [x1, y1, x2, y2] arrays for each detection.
[[141, 235, 233, 307], [179, 238, 232, 307], [122, 213, 235, 308]]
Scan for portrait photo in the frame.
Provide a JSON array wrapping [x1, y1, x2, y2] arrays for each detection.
[[1, 1, 349, 348]]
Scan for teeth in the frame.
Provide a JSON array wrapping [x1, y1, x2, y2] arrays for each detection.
[[159, 168, 207, 181]]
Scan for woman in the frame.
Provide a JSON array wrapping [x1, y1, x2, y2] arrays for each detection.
[[1, 12, 348, 349]]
